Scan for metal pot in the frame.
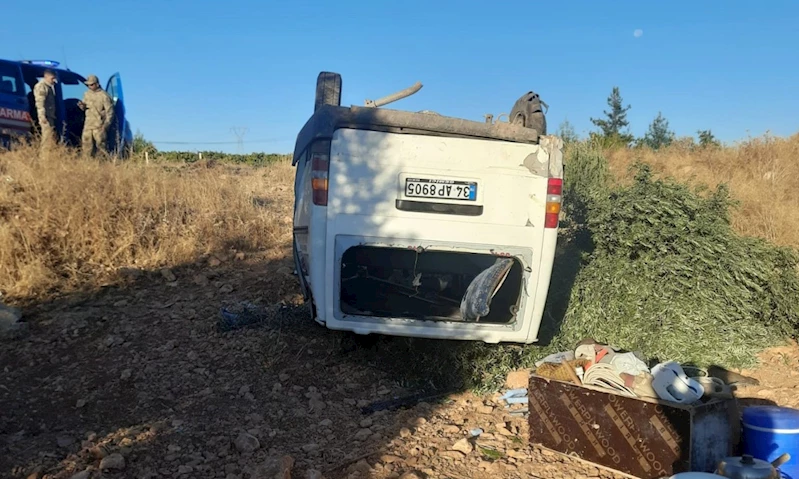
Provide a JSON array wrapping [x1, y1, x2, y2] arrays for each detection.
[[715, 453, 790, 479]]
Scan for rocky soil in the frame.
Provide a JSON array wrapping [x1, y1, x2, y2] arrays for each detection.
[[2, 251, 798, 479]]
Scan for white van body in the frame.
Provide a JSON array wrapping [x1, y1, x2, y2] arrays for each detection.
[[292, 104, 563, 344]]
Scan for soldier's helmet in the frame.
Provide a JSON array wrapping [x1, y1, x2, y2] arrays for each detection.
[[84, 74, 100, 86]]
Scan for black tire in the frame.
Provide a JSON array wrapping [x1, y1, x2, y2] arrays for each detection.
[[314, 72, 342, 112], [509, 91, 547, 136]]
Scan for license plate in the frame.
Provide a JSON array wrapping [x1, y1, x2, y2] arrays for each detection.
[[405, 178, 477, 201]]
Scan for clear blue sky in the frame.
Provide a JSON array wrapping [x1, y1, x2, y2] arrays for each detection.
[[3, 0, 797, 154]]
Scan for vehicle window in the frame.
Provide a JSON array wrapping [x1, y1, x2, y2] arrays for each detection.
[[0, 62, 24, 96], [57, 71, 88, 103]]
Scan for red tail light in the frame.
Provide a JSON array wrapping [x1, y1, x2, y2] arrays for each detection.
[[311, 140, 331, 206], [544, 177, 563, 229]]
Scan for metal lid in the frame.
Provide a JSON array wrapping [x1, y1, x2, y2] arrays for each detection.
[[743, 405, 799, 431], [719, 454, 775, 479]]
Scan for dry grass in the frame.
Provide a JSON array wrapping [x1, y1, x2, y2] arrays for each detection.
[[604, 132, 799, 249], [3, 132, 797, 302], [0, 143, 295, 301]]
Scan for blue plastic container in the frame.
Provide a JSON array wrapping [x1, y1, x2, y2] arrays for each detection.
[[742, 406, 799, 479]]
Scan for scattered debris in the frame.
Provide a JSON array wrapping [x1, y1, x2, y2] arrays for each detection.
[[217, 302, 268, 332], [359, 390, 456, 414]]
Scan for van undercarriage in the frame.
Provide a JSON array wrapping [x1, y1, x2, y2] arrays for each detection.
[[339, 245, 524, 324]]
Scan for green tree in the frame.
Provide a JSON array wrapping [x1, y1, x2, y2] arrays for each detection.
[[590, 86, 634, 146], [640, 112, 675, 150], [132, 130, 157, 154], [697, 129, 721, 148], [557, 118, 579, 144]]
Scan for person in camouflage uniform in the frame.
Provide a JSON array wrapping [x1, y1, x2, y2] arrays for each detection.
[[77, 74, 114, 158], [33, 69, 58, 155]]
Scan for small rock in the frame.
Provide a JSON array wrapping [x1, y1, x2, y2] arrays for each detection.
[[235, 252, 246, 261], [238, 385, 251, 396], [89, 445, 109, 459], [380, 455, 401, 464], [193, 274, 210, 286], [452, 438, 473, 454], [160, 268, 177, 282], [26, 468, 44, 479], [399, 428, 412, 438], [0, 302, 22, 326], [234, 432, 260, 453], [103, 335, 125, 348], [76, 399, 87, 409], [120, 369, 133, 380], [440, 451, 465, 460], [319, 419, 333, 427], [306, 469, 323, 479], [178, 465, 193, 474], [354, 428, 372, 441], [495, 425, 514, 436], [208, 256, 222, 267], [57, 435, 75, 448], [279, 373, 291, 382], [359, 418, 373, 428], [219, 284, 234, 294], [411, 417, 427, 427], [350, 460, 372, 474], [100, 453, 126, 470], [476, 405, 494, 414], [442, 425, 460, 434], [247, 413, 264, 423], [113, 299, 129, 307], [505, 369, 531, 389], [302, 443, 320, 453], [68, 469, 91, 479]]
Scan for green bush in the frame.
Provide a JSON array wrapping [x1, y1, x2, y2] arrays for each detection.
[[333, 145, 799, 393], [552, 161, 799, 368]]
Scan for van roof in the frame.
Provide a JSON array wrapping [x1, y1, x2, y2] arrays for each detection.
[[294, 104, 542, 158]]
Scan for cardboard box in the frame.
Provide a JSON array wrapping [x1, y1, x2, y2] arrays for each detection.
[[527, 374, 735, 479]]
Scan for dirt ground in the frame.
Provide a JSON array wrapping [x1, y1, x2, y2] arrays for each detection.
[[2, 250, 798, 479]]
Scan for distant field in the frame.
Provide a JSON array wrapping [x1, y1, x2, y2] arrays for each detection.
[[604, 133, 799, 250], [1, 133, 797, 301]]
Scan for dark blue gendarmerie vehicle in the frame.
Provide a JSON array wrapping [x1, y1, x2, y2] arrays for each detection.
[[0, 59, 132, 155]]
